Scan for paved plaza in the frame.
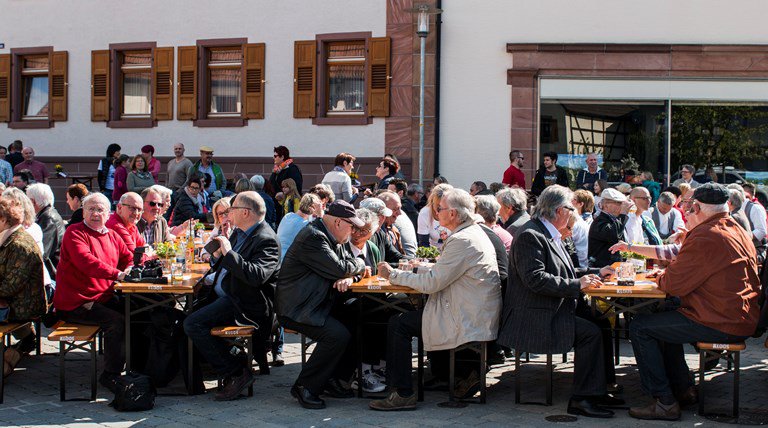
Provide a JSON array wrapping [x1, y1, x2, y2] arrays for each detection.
[[2, 330, 767, 427]]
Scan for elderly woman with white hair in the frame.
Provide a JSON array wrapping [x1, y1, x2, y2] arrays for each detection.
[[2, 187, 51, 287], [475, 194, 512, 251], [26, 183, 65, 270], [371, 189, 501, 411]]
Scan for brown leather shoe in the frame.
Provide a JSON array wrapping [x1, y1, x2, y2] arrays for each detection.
[[628, 399, 681, 421], [675, 386, 698, 407]]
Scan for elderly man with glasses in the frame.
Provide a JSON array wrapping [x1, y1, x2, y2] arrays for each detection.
[[498, 185, 619, 418], [106, 192, 146, 256], [184, 191, 280, 401], [370, 189, 501, 411], [276, 201, 367, 409], [588, 188, 633, 268], [627, 183, 759, 420], [54, 193, 134, 394]]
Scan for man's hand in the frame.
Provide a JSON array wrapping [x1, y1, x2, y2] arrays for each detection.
[[609, 241, 628, 254], [220, 222, 231, 238], [333, 277, 353, 292], [351, 186, 359, 195], [117, 266, 133, 281], [579, 274, 602, 290], [598, 266, 615, 278], [216, 236, 232, 256], [669, 227, 688, 245], [377, 262, 393, 279], [363, 266, 372, 278]]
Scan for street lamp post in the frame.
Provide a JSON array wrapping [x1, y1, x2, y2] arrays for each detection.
[[409, 4, 442, 187]]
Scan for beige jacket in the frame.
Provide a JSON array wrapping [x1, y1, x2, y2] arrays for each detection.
[[390, 220, 501, 351]]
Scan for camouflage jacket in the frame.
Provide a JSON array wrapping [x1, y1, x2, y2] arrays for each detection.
[[0, 227, 47, 321]]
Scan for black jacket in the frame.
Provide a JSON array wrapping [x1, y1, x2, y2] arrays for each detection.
[[204, 222, 280, 321], [479, 224, 508, 287], [497, 218, 597, 354], [276, 218, 365, 326], [402, 197, 419, 228], [37, 205, 65, 269], [587, 211, 627, 268], [170, 189, 207, 227], [66, 208, 83, 229], [268, 162, 303, 196], [97, 157, 112, 191], [371, 227, 406, 264], [531, 166, 569, 196]]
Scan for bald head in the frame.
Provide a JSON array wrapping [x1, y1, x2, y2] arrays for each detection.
[[377, 191, 402, 226], [630, 187, 651, 214], [117, 192, 143, 225]]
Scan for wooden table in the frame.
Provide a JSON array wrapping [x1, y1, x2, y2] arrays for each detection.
[[583, 265, 667, 364], [66, 174, 96, 190], [115, 269, 204, 395], [349, 276, 425, 401]]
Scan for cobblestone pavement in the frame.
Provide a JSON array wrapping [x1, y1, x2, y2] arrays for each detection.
[[2, 329, 767, 427]]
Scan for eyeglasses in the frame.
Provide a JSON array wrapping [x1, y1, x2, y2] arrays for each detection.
[[122, 205, 143, 213], [517, 156, 525, 160], [681, 198, 694, 207], [561, 205, 576, 212], [188, 185, 201, 191], [216, 209, 230, 217], [634, 196, 651, 201], [85, 207, 107, 214], [273, 154, 280, 158], [352, 226, 372, 234], [230, 206, 253, 212], [435, 205, 453, 213], [147, 201, 164, 208]]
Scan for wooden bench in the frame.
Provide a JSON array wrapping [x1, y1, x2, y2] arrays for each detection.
[[697, 341, 745, 418], [448, 341, 489, 404], [284, 328, 314, 366], [514, 350, 556, 406], [48, 322, 101, 401], [1, 322, 32, 404], [211, 326, 270, 397]]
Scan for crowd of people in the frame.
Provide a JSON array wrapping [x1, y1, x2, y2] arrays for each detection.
[[1, 140, 767, 421]]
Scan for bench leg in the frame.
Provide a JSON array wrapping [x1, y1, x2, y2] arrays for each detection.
[[417, 336, 424, 402], [34, 319, 42, 356], [60, 341, 66, 402], [1, 335, 6, 404], [247, 337, 254, 397], [546, 353, 553, 406], [479, 343, 487, 404], [613, 314, 620, 365], [90, 339, 97, 401], [448, 348, 456, 401], [733, 351, 740, 419], [514, 351, 521, 404], [698, 349, 706, 416]]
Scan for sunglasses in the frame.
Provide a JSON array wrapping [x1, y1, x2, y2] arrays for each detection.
[[147, 201, 164, 208]]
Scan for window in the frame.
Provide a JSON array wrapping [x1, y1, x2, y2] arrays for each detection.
[[21, 56, 49, 119], [293, 33, 390, 125], [177, 38, 265, 127], [90, 42, 173, 127], [120, 51, 152, 118], [0, 47, 68, 128]]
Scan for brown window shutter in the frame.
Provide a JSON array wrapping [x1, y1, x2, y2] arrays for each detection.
[[243, 43, 265, 119], [293, 40, 316, 118], [153, 47, 174, 121], [367, 37, 390, 117], [49, 51, 68, 121], [177, 46, 197, 120], [0, 54, 9, 122], [91, 50, 110, 121]]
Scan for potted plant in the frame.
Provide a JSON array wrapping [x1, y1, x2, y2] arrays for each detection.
[[415, 246, 440, 263], [620, 250, 647, 272]]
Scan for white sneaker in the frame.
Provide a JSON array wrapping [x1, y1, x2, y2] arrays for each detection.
[[362, 371, 386, 393]]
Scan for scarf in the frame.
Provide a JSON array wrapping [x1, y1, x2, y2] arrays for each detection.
[[272, 158, 293, 174]]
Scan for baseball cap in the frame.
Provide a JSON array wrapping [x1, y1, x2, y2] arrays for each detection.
[[199, 145, 214, 153], [693, 182, 729, 205], [325, 201, 365, 227], [600, 188, 627, 203], [359, 197, 393, 217]]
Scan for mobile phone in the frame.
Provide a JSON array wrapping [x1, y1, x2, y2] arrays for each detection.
[[203, 239, 221, 255]]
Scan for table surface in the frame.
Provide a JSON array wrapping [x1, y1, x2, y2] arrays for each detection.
[[349, 276, 422, 295], [115, 265, 207, 294], [584, 263, 666, 299]]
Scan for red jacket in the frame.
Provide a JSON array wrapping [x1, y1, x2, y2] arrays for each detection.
[[106, 212, 145, 254], [53, 222, 133, 311]]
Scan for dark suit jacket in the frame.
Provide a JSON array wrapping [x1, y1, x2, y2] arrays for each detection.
[[497, 218, 596, 354], [37, 205, 65, 269], [206, 222, 280, 321], [587, 211, 627, 268], [276, 218, 365, 326], [479, 223, 508, 287]]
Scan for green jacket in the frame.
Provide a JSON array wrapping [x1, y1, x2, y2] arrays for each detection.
[[188, 160, 225, 192], [0, 228, 47, 321]]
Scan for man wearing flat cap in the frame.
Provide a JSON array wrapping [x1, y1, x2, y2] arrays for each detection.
[[276, 200, 367, 409], [188, 145, 225, 194], [627, 183, 760, 420], [588, 188, 633, 267]]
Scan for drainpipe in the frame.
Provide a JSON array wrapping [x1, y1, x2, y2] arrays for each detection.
[[434, 0, 442, 177]]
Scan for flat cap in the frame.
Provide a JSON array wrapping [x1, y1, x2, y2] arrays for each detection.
[[600, 188, 627, 202], [693, 182, 729, 205]]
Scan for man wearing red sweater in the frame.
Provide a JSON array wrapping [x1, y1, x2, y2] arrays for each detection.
[[54, 193, 133, 392], [502, 150, 526, 189], [107, 192, 145, 255]]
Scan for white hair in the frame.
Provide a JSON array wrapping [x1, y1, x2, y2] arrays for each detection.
[[443, 188, 476, 224], [496, 187, 527, 212], [2, 187, 35, 226], [532, 185, 574, 222], [82, 192, 111, 211], [474, 195, 501, 223], [149, 184, 173, 198], [355, 208, 379, 231], [25, 183, 54, 207], [698, 202, 729, 216]]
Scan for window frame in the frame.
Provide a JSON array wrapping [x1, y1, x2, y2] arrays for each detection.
[[20, 54, 50, 120], [119, 50, 153, 120], [194, 37, 248, 128], [9, 46, 53, 129], [108, 41, 157, 128], [314, 32, 372, 126]]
